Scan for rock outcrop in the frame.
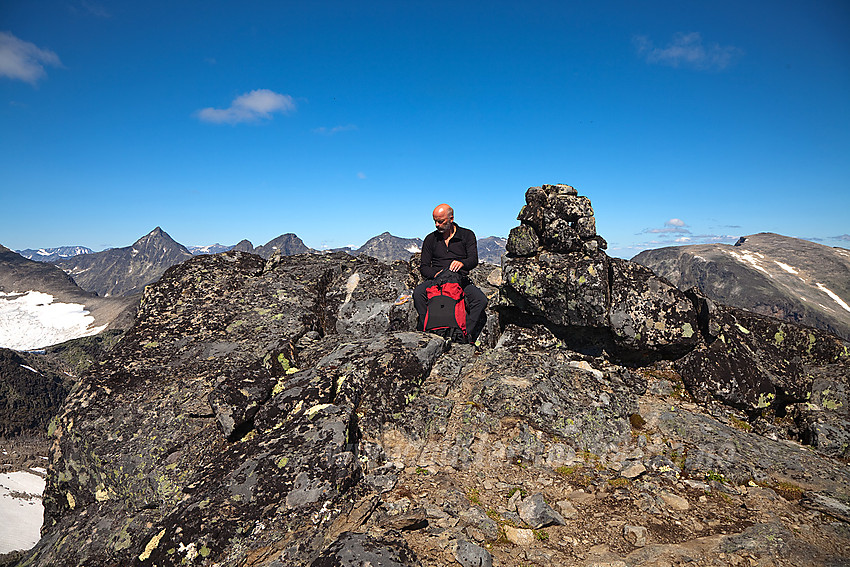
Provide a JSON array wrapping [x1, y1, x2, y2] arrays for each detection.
[[14, 184, 850, 567], [501, 184, 699, 360]]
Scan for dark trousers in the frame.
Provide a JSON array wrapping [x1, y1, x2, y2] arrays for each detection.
[[413, 279, 487, 341]]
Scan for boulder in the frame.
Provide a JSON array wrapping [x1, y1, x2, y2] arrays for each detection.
[[501, 252, 609, 328], [676, 304, 848, 412], [506, 224, 539, 257], [26, 251, 446, 566], [608, 257, 700, 359], [517, 492, 566, 528]]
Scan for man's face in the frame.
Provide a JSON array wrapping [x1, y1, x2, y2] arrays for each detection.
[[433, 211, 453, 235]]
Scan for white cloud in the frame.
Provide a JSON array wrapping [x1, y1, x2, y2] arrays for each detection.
[[0, 32, 62, 85], [313, 124, 358, 135], [196, 89, 295, 124], [634, 32, 742, 71], [641, 218, 692, 235], [642, 226, 690, 235], [81, 1, 111, 18]]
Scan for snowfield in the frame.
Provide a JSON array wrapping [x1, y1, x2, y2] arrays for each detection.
[[0, 470, 45, 553], [0, 291, 106, 350]]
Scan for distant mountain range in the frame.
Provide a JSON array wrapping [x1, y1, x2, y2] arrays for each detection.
[[477, 236, 507, 264], [7, 229, 506, 302], [632, 232, 850, 340], [53, 227, 194, 298], [187, 244, 231, 255], [17, 246, 94, 263]]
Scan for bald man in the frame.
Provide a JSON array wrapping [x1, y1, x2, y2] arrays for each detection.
[[414, 204, 488, 344]]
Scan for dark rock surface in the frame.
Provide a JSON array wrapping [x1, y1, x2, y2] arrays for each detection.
[[12, 184, 850, 567], [0, 348, 70, 438], [632, 233, 850, 340]]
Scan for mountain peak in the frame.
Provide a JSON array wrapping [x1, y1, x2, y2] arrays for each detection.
[[133, 227, 184, 249]]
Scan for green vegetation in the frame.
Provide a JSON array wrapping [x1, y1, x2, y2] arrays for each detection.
[[755, 479, 804, 501], [729, 415, 752, 432], [507, 486, 527, 499], [705, 470, 728, 483], [607, 477, 630, 489], [555, 465, 594, 488]]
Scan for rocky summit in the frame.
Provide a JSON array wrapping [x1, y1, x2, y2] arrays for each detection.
[[15, 184, 850, 567]]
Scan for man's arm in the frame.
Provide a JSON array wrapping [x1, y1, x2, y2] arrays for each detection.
[[461, 228, 479, 272], [419, 233, 440, 280]]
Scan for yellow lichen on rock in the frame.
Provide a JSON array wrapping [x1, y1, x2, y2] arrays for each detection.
[[138, 528, 166, 561]]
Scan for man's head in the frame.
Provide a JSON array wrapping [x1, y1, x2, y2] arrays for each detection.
[[432, 204, 454, 235]]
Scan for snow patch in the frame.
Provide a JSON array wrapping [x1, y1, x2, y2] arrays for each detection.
[[0, 471, 45, 554], [815, 284, 850, 314], [774, 261, 799, 275], [723, 250, 769, 274], [19, 365, 39, 374], [0, 291, 106, 350], [405, 245, 421, 253]]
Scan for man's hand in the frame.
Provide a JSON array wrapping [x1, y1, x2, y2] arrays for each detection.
[[449, 260, 463, 272]]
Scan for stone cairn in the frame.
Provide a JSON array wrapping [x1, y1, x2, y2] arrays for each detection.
[[500, 183, 701, 359], [506, 183, 607, 258]]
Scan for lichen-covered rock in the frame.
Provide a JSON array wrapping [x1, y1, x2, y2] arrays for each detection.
[[0, 348, 71, 437], [26, 251, 446, 566], [790, 359, 850, 459], [472, 325, 640, 457], [608, 257, 700, 359], [676, 304, 848, 412], [505, 224, 538, 257], [501, 252, 609, 328], [310, 531, 421, 567], [517, 185, 595, 253], [322, 254, 415, 337]]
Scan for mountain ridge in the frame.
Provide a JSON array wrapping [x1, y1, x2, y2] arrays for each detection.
[[53, 227, 194, 297], [16, 246, 94, 263], [632, 232, 850, 340]]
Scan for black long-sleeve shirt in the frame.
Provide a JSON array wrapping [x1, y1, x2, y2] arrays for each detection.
[[419, 224, 479, 280]]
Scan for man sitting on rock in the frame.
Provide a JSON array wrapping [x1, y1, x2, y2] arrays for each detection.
[[414, 203, 487, 344]]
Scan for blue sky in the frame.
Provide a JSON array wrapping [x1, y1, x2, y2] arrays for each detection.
[[1, 1, 848, 258]]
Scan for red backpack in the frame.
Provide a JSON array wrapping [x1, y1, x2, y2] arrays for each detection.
[[423, 271, 467, 341]]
